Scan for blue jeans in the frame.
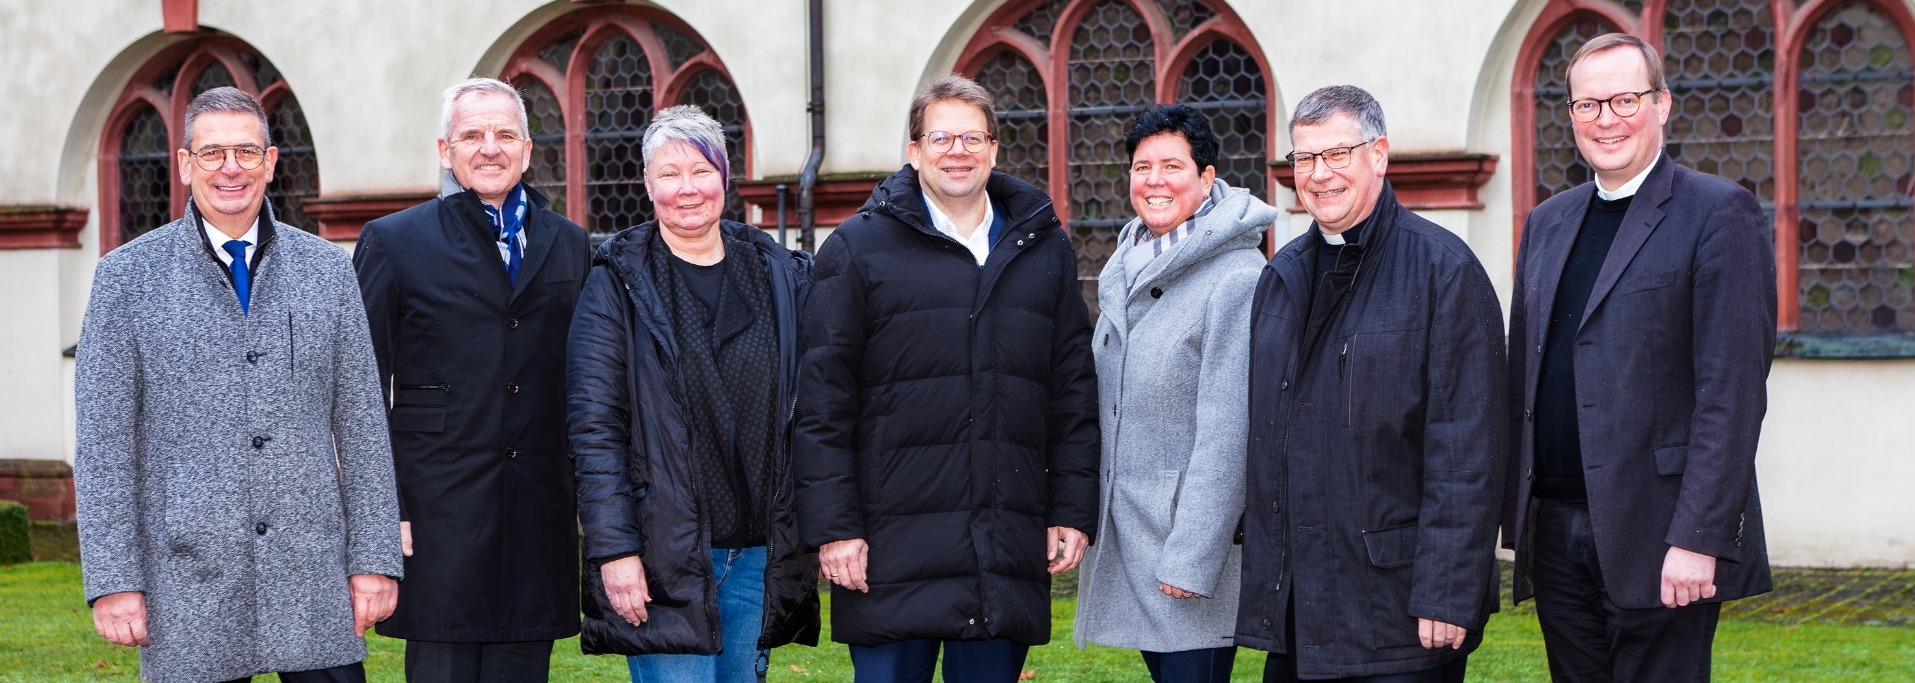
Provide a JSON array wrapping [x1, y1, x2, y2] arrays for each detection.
[[627, 546, 769, 683]]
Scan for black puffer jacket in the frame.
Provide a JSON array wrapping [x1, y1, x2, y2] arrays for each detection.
[[792, 166, 1100, 647], [567, 220, 819, 655]]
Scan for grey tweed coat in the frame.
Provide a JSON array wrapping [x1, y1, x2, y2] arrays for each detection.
[[74, 202, 403, 683], [1073, 181, 1274, 652]]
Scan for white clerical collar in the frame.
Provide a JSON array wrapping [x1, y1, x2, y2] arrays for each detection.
[[205, 218, 262, 268], [1596, 155, 1660, 201], [1322, 231, 1348, 246]]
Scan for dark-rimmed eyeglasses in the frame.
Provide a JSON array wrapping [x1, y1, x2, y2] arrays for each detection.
[[187, 145, 267, 171], [1566, 89, 1659, 123], [919, 130, 995, 153], [1286, 139, 1376, 174]]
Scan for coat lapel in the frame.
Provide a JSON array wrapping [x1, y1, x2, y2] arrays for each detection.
[[512, 210, 557, 301], [1578, 154, 1673, 331], [1524, 186, 1589, 344], [1097, 231, 1132, 335]]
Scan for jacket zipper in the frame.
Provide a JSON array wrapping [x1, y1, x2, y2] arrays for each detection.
[[1343, 337, 1354, 427]]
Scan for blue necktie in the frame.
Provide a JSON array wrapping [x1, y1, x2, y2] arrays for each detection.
[[223, 239, 252, 315]]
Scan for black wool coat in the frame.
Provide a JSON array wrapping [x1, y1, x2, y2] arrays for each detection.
[[567, 220, 820, 655], [354, 186, 587, 642], [792, 166, 1101, 647], [1237, 184, 1507, 679]]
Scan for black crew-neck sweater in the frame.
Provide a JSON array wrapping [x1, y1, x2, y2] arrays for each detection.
[[1533, 193, 1633, 503]]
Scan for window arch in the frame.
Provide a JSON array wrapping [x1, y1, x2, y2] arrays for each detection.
[[502, 8, 750, 235], [1514, 0, 1915, 342], [99, 39, 320, 252], [958, 0, 1275, 305]]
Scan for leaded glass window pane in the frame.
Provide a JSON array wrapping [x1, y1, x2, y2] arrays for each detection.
[[585, 34, 655, 235], [675, 69, 749, 222], [1068, 0, 1155, 299], [975, 50, 1050, 195], [191, 62, 235, 96], [1533, 16, 1617, 203], [1179, 39, 1267, 200], [1662, 0, 1776, 206], [518, 78, 568, 216], [1795, 3, 1915, 332], [267, 95, 319, 233], [117, 105, 172, 244]]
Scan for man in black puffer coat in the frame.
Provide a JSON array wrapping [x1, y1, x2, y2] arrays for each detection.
[[794, 75, 1100, 682]]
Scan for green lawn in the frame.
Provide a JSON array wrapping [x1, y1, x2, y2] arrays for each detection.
[[4, 562, 1911, 682]]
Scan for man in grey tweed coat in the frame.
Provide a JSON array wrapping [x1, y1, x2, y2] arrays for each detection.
[[74, 87, 403, 683]]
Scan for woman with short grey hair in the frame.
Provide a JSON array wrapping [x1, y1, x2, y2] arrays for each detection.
[[568, 105, 818, 682]]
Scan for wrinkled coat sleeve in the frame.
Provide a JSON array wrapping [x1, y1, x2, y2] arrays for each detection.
[[73, 254, 147, 603], [1155, 267, 1256, 596], [350, 219, 405, 521], [568, 265, 646, 563], [1411, 253, 1508, 631], [1043, 232, 1101, 540], [791, 232, 869, 548], [1669, 187, 1774, 560], [326, 258, 405, 580]]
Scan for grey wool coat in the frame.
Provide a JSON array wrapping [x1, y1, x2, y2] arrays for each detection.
[[74, 202, 403, 683], [1074, 181, 1274, 651]]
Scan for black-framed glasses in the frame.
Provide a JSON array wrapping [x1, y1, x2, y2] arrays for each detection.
[[187, 145, 267, 171], [1286, 139, 1376, 173], [1566, 89, 1659, 123], [919, 130, 995, 153]]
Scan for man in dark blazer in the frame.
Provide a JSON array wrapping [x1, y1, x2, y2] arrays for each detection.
[[353, 77, 589, 682], [1238, 85, 1507, 683], [1504, 34, 1776, 682]]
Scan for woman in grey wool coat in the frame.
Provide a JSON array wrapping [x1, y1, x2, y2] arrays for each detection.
[[1073, 105, 1276, 683]]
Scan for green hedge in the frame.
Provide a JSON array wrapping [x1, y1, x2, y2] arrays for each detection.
[[0, 500, 29, 564]]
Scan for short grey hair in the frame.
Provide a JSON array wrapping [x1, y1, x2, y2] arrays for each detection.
[[441, 77, 529, 141], [641, 105, 731, 190], [1290, 85, 1387, 141], [183, 86, 271, 149]]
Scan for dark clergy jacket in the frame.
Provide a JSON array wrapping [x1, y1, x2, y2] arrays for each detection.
[[1503, 153, 1776, 610], [353, 184, 589, 641], [1237, 183, 1507, 679]]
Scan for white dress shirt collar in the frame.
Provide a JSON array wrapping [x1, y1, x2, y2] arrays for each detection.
[[205, 219, 262, 268], [922, 191, 995, 267]]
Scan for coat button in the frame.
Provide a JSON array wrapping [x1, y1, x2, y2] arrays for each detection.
[[967, 618, 976, 625], [505, 447, 518, 458], [255, 522, 268, 535], [1102, 333, 1110, 345], [507, 317, 519, 329], [1262, 618, 1273, 627], [251, 436, 269, 449], [506, 381, 520, 394], [1271, 502, 1281, 513], [1150, 287, 1163, 299], [245, 351, 259, 364]]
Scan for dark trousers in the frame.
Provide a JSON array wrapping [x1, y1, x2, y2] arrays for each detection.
[[1263, 587, 1466, 683], [1142, 646, 1236, 683], [1261, 654, 1465, 683], [1531, 499, 1722, 683], [403, 639, 555, 683], [218, 662, 364, 683], [847, 638, 1029, 683]]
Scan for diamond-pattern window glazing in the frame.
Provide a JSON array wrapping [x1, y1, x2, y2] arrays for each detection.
[[975, 50, 1050, 195], [585, 34, 656, 235], [1796, 3, 1915, 333], [1180, 39, 1267, 200], [1533, 16, 1617, 204], [266, 95, 320, 233], [117, 105, 173, 244]]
